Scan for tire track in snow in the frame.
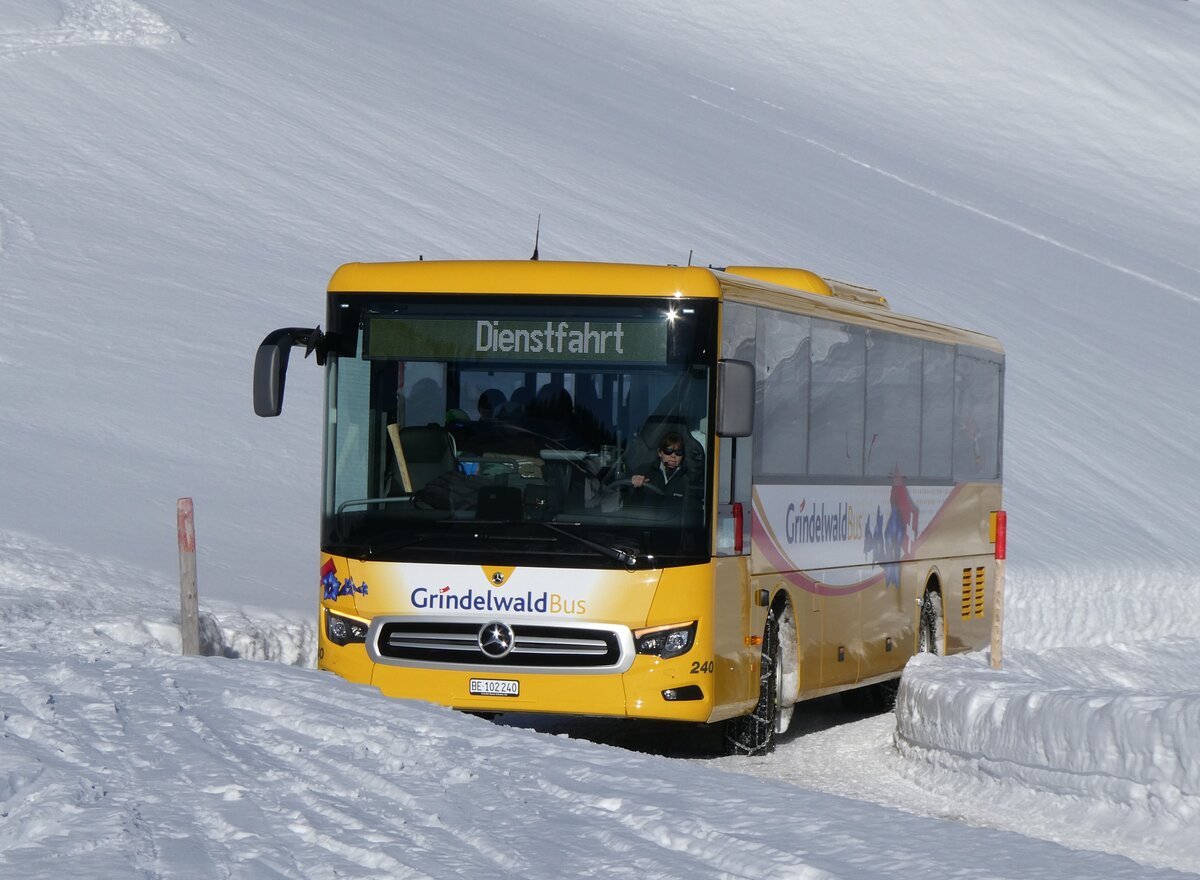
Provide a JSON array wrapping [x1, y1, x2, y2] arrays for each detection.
[[532, 768, 839, 879], [215, 691, 536, 877]]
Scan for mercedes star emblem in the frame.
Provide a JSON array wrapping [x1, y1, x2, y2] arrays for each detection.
[[478, 621, 515, 659]]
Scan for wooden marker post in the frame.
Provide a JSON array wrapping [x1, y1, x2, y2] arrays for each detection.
[[177, 497, 200, 656], [990, 510, 1007, 669]]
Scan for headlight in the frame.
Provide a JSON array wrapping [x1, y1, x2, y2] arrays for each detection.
[[633, 622, 697, 659], [325, 609, 368, 646]]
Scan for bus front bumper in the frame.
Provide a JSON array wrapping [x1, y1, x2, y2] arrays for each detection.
[[320, 639, 715, 723]]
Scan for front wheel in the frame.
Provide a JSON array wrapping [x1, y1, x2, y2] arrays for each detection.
[[725, 606, 781, 756]]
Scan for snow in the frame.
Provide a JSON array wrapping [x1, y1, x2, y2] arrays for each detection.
[[896, 643, 1200, 853], [6, 535, 1196, 879], [2, 0, 1199, 876]]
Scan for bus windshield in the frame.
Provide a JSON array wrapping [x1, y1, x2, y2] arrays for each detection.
[[321, 295, 717, 568]]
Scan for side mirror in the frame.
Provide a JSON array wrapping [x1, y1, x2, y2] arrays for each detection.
[[253, 327, 324, 417], [715, 359, 754, 437]]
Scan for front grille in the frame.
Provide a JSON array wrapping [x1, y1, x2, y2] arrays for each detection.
[[372, 619, 628, 670]]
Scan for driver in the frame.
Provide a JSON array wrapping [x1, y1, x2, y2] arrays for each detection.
[[630, 432, 689, 509]]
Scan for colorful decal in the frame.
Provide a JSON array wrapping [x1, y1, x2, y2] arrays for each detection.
[[753, 474, 956, 595], [321, 558, 369, 601], [862, 473, 921, 587]]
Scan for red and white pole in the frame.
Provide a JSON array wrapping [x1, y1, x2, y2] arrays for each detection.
[[177, 497, 200, 656], [990, 510, 1007, 669]]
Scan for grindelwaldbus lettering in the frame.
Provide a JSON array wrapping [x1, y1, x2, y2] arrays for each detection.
[[784, 502, 865, 544], [410, 586, 587, 615]]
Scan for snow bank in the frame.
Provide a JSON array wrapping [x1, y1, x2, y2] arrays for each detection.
[[892, 563, 1200, 869], [895, 641, 1200, 865], [0, 530, 315, 666]]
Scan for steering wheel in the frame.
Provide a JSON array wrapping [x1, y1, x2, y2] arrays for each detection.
[[606, 477, 665, 496]]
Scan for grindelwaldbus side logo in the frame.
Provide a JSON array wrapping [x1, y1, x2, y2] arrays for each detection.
[[754, 473, 940, 592], [783, 499, 866, 544]]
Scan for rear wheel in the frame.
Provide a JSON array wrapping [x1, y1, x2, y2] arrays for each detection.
[[918, 588, 943, 655], [726, 606, 781, 756], [840, 678, 899, 713]]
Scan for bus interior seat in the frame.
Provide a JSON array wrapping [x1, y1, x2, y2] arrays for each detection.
[[398, 425, 457, 489], [497, 385, 533, 420]]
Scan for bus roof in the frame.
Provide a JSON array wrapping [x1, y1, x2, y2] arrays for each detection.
[[327, 260, 1002, 354], [328, 260, 725, 298]]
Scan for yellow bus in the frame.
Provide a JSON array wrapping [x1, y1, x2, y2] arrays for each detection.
[[254, 260, 1004, 754]]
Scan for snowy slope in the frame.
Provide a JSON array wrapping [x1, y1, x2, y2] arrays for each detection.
[[3, 1, 1200, 876], [1, 0, 1198, 608]]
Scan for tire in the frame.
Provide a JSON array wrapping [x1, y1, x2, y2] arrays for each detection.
[[726, 605, 781, 756], [840, 679, 898, 714], [873, 678, 900, 711], [918, 589, 943, 656]]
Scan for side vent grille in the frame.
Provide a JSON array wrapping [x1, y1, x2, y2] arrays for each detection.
[[962, 566, 987, 619]]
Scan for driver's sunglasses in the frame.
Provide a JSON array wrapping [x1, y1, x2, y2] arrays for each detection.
[[660, 446, 683, 456]]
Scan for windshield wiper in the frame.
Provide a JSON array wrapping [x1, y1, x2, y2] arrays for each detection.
[[340, 523, 554, 560], [538, 522, 638, 567], [333, 522, 638, 567], [333, 532, 456, 559]]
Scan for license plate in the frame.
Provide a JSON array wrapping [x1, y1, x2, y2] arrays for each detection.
[[469, 678, 519, 697]]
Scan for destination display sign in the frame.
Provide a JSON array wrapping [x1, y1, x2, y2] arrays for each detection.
[[366, 316, 669, 363]]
